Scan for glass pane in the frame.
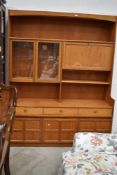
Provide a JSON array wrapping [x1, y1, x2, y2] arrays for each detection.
[[12, 41, 33, 78], [38, 42, 59, 80]]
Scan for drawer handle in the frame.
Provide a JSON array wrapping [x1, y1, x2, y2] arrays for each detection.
[[47, 124, 51, 126], [24, 109, 27, 113], [94, 110, 97, 114], [59, 110, 63, 113]]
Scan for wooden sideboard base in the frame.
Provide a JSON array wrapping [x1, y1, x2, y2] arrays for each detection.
[[11, 143, 72, 147]]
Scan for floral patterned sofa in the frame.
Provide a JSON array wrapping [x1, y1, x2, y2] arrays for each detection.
[[58, 132, 117, 175]]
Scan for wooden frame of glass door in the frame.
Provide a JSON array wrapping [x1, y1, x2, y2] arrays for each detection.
[[35, 40, 61, 83], [9, 39, 36, 82]]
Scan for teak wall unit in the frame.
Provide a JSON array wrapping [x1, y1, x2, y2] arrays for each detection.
[[8, 10, 116, 146]]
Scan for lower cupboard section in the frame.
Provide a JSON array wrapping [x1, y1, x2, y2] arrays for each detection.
[[11, 117, 112, 145]]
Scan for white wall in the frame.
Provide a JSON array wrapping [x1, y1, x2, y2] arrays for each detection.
[[6, 0, 117, 132], [6, 0, 117, 16]]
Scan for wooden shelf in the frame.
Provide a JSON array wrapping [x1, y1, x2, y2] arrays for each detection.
[[9, 37, 115, 44], [17, 98, 113, 108], [62, 80, 110, 85], [62, 67, 112, 72]]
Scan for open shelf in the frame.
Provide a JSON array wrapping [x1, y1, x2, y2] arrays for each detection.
[[62, 70, 111, 85], [12, 82, 61, 99], [9, 37, 115, 44], [9, 14, 115, 42], [17, 98, 113, 108]]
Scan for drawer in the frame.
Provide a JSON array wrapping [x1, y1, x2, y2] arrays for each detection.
[[43, 108, 77, 116], [16, 107, 43, 116], [78, 108, 112, 117]]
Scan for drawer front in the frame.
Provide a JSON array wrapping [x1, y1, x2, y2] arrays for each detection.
[[43, 108, 77, 116], [78, 108, 112, 117], [16, 107, 43, 116]]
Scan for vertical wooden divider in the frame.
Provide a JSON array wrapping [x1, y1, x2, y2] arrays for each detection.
[[59, 42, 63, 102], [34, 41, 38, 82], [9, 40, 12, 81], [59, 83, 62, 102]]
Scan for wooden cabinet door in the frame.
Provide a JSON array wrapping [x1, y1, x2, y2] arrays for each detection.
[[78, 118, 112, 132], [43, 118, 77, 143], [10, 40, 35, 82], [12, 118, 24, 142], [96, 119, 112, 132], [12, 117, 42, 143], [60, 119, 77, 143], [78, 119, 95, 131], [25, 118, 42, 143], [43, 119, 60, 143], [89, 43, 113, 71], [36, 42, 61, 82], [63, 43, 89, 69], [63, 42, 113, 71]]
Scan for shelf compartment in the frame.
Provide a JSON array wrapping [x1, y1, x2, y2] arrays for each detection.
[[62, 70, 111, 85], [13, 82, 60, 99], [16, 98, 113, 109], [61, 84, 108, 99], [9, 15, 115, 42]]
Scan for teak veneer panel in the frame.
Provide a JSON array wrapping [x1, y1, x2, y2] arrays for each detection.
[[78, 118, 112, 132], [8, 10, 116, 22], [9, 10, 115, 145], [16, 107, 43, 116], [63, 42, 114, 71], [78, 108, 112, 117], [9, 13, 115, 42], [16, 98, 113, 108], [43, 108, 77, 116]]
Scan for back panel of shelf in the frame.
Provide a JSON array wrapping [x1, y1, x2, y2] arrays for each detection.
[[9, 15, 115, 42], [11, 82, 60, 99]]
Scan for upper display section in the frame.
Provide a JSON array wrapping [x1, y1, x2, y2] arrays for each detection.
[[8, 10, 116, 103], [9, 10, 116, 42]]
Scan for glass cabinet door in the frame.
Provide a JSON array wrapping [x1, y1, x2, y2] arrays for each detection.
[[12, 41, 34, 80], [38, 42, 60, 81]]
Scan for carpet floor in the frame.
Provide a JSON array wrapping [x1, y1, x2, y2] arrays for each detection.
[[6, 147, 70, 175]]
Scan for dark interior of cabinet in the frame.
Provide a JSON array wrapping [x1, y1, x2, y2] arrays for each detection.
[[10, 16, 115, 42]]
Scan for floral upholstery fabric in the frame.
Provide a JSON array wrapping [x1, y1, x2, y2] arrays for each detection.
[[59, 132, 117, 175], [73, 132, 117, 155]]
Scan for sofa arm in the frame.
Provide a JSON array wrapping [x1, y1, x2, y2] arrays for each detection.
[[73, 132, 117, 154]]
